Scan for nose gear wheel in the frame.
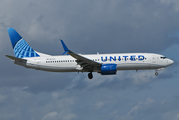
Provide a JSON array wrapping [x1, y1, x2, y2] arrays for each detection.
[[155, 72, 158, 76]]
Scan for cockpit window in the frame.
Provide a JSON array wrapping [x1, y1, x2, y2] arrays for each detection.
[[160, 57, 167, 59]]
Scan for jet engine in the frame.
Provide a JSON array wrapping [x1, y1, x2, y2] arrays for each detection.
[[101, 64, 117, 75]]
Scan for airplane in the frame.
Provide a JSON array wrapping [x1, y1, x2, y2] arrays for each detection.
[[6, 28, 174, 79]]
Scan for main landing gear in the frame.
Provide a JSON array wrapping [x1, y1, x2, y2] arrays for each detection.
[[88, 72, 93, 79]]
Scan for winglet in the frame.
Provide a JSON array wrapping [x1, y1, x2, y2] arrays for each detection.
[[60, 39, 70, 55]]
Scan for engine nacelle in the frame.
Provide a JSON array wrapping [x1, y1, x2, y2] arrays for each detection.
[[101, 64, 117, 75]]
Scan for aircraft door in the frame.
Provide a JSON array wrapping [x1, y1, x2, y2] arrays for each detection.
[[34, 59, 40, 64], [34, 59, 41, 69], [152, 56, 156, 63]]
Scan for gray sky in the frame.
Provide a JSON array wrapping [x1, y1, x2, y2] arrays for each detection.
[[1, 0, 179, 120]]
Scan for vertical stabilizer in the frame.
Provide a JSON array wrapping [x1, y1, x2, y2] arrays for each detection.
[[7, 28, 40, 58]]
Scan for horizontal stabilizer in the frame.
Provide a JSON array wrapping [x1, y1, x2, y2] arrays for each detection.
[[5, 55, 27, 62]]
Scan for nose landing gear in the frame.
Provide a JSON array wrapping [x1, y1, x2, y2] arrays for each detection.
[[88, 72, 93, 79], [155, 70, 158, 76]]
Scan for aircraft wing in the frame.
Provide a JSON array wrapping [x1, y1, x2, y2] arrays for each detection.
[[60, 40, 101, 70], [5, 55, 27, 62]]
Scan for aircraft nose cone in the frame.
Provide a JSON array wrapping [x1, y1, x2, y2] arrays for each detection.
[[168, 59, 174, 65]]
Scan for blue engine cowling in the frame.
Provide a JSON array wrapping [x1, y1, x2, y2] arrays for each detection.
[[101, 64, 117, 75]]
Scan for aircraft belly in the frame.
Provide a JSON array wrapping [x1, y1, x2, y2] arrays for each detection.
[[117, 63, 150, 70], [25, 63, 78, 72], [117, 62, 165, 70], [39, 65, 79, 72], [149, 64, 165, 69], [43, 67, 77, 72]]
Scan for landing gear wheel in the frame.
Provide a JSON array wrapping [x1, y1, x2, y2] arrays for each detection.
[[155, 72, 158, 76], [88, 72, 93, 79]]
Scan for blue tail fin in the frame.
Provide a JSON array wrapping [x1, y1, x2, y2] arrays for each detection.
[[7, 28, 40, 58]]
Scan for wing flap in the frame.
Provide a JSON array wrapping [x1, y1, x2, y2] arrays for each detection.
[[68, 51, 101, 67]]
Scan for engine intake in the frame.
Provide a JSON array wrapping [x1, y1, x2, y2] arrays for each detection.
[[101, 64, 117, 75]]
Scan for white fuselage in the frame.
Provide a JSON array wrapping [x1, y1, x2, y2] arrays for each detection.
[[15, 53, 174, 73]]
